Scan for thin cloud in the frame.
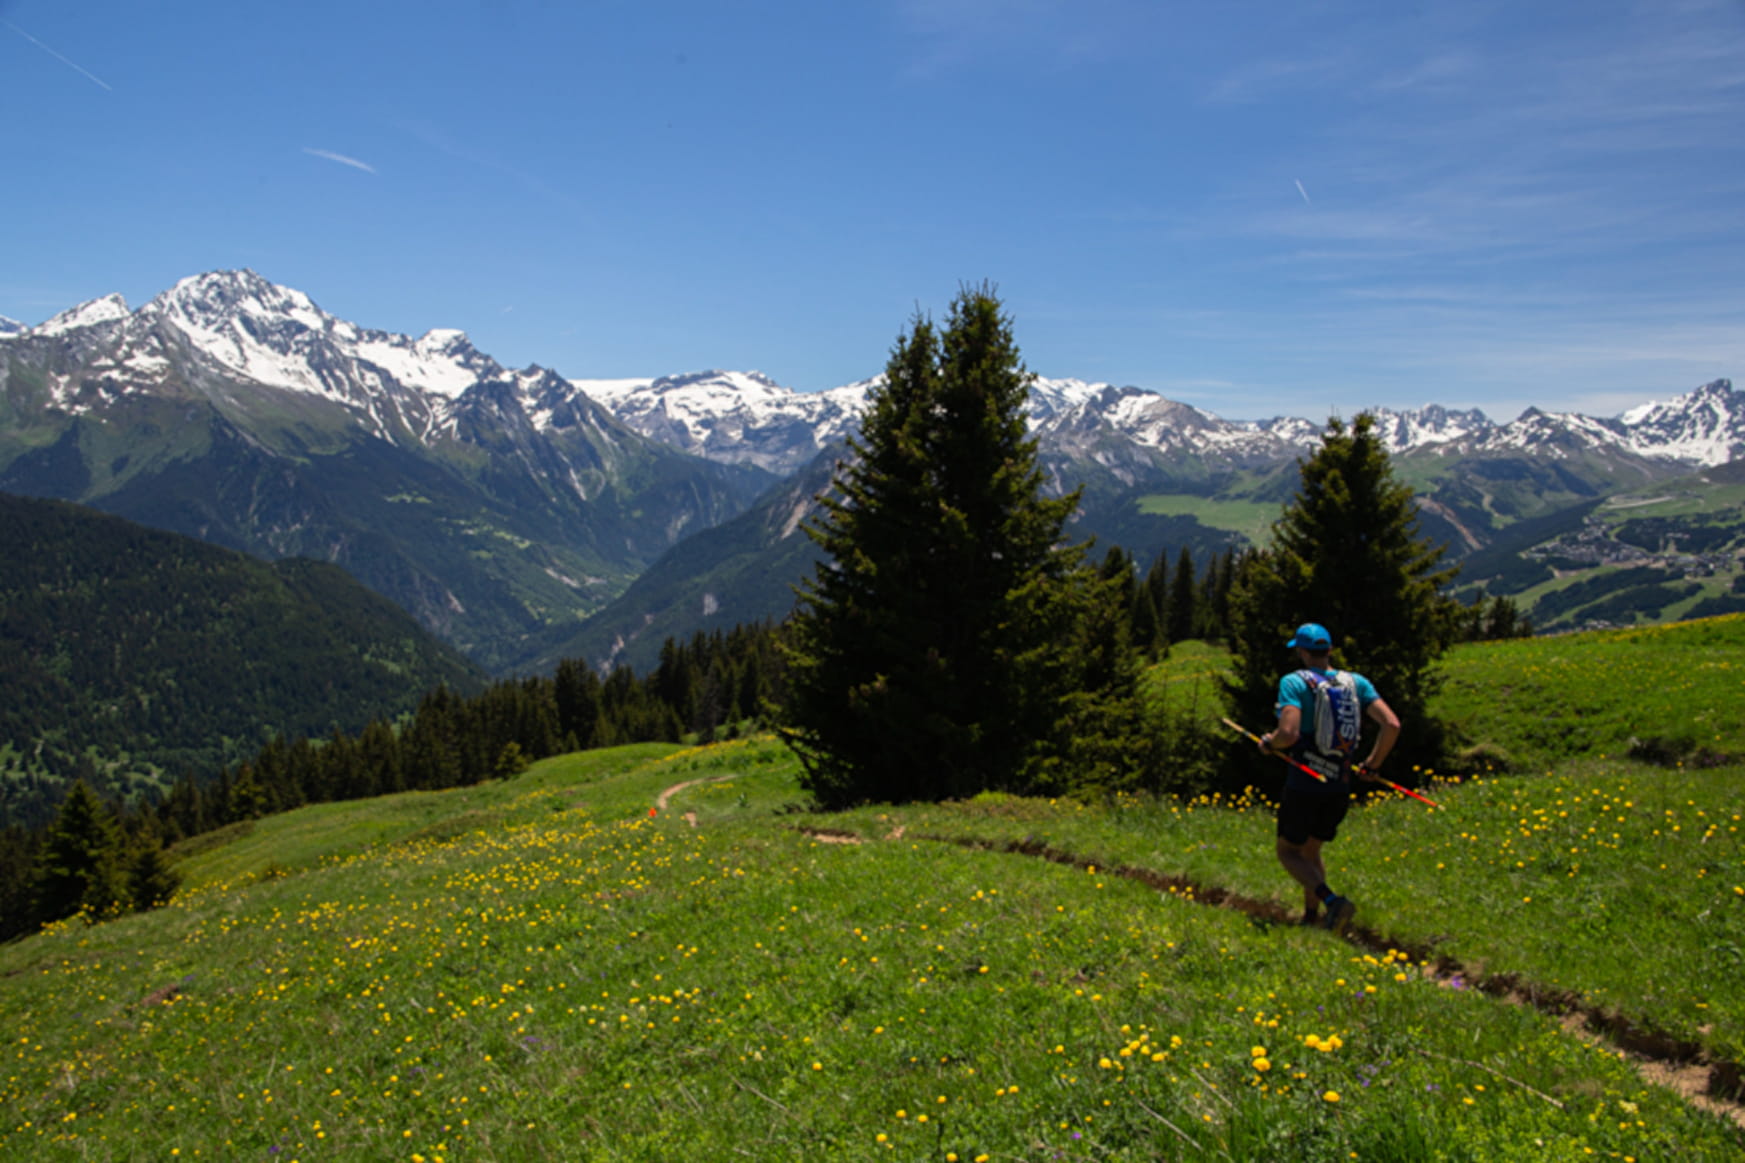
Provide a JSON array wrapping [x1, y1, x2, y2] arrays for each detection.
[[3, 20, 112, 91], [1294, 179, 1311, 205], [303, 148, 378, 175]]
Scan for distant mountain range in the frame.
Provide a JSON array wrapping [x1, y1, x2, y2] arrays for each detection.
[[0, 271, 770, 671], [575, 367, 1744, 477], [4, 270, 1740, 672]]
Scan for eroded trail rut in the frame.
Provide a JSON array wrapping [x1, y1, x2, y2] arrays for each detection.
[[784, 820, 1745, 1129]]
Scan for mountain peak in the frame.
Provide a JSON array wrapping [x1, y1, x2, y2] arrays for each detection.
[[148, 268, 328, 332], [651, 369, 784, 393], [30, 293, 131, 337], [1613, 378, 1744, 465], [415, 328, 476, 357]]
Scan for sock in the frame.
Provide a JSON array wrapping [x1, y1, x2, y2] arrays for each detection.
[[1314, 883, 1335, 903]]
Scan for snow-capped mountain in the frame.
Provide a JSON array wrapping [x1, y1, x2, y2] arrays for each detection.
[[576, 369, 1513, 478], [14, 271, 581, 449], [586, 363, 1742, 476], [0, 270, 770, 671], [1410, 380, 1743, 468], [1617, 379, 1744, 465], [0, 314, 28, 337], [580, 370, 871, 476], [29, 294, 131, 337]]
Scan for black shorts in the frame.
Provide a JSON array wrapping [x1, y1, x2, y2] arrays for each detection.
[[1277, 785, 1350, 845]]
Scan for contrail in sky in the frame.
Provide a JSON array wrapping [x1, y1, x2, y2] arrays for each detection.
[[303, 148, 378, 174], [3, 20, 113, 91], [1295, 179, 1312, 205]]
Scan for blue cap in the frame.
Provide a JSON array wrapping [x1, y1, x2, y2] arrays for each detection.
[[1286, 622, 1333, 650]]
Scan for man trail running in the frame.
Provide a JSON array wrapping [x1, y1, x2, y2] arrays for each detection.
[[1260, 622, 1400, 932]]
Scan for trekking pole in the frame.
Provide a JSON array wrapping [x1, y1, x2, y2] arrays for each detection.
[[1219, 717, 1328, 784], [1353, 765, 1442, 809], [1221, 717, 1443, 807]]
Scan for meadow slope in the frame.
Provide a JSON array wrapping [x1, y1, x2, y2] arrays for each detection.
[[3, 620, 1744, 1160]]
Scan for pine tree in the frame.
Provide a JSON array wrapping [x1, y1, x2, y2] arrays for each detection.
[[553, 660, 601, 750], [32, 780, 126, 923], [125, 840, 182, 911], [1129, 551, 1163, 658], [782, 286, 1118, 808], [1226, 413, 1460, 765], [1167, 547, 1196, 644]]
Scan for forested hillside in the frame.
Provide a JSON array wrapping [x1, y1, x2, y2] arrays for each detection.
[[0, 493, 485, 828]]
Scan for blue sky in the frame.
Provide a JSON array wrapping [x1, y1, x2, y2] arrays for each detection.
[[3, 0, 1741, 421]]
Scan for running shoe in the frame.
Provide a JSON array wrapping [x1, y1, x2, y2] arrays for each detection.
[[1321, 895, 1356, 934]]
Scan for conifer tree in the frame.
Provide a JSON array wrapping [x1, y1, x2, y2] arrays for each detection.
[[32, 780, 125, 922], [1226, 413, 1460, 765], [782, 287, 1104, 808], [1133, 549, 1170, 658], [125, 840, 182, 911], [1167, 547, 1196, 644]]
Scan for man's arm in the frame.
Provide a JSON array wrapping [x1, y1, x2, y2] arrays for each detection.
[[1263, 705, 1302, 753], [1358, 697, 1402, 778]]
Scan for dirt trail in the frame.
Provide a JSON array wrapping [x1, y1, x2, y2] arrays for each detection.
[[792, 824, 1745, 1129], [654, 775, 736, 812]]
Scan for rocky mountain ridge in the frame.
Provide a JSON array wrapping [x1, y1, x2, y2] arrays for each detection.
[[14, 273, 1740, 480]]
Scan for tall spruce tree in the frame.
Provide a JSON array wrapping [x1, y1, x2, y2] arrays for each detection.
[[32, 779, 126, 922], [1167, 547, 1196, 644], [1226, 413, 1460, 766], [782, 287, 1115, 808]]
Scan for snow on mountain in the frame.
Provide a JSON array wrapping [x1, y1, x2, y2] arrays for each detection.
[[140, 270, 507, 414], [9, 270, 1739, 478], [30, 294, 131, 337], [0, 314, 25, 337], [583, 370, 870, 475], [1615, 379, 1743, 465], [12, 270, 600, 449], [1024, 376, 1119, 421], [1364, 404, 1496, 453], [584, 367, 1721, 480], [1434, 380, 1744, 467]]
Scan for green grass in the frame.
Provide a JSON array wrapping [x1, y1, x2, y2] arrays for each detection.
[[4, 731, 1742, 1160], [826, 758, 1745, 1065], [1595, 481, 1745, 521], [1135, 495, 1279, 545], [1433, 615, 1745, 770]]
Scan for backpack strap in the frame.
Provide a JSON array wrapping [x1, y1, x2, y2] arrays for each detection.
[[1289, 668, 1356, 777]]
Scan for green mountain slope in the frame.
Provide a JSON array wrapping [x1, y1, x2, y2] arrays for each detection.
[[0, 493, 487, 828]]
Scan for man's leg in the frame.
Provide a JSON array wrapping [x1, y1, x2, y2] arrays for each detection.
[[1276, 835, 1328, 914]]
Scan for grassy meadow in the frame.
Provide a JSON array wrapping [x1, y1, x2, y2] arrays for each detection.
[[3, 622, 1745, 1160]]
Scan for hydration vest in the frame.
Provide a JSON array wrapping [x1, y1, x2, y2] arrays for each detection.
[[1290, 668, 1363, 782]]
